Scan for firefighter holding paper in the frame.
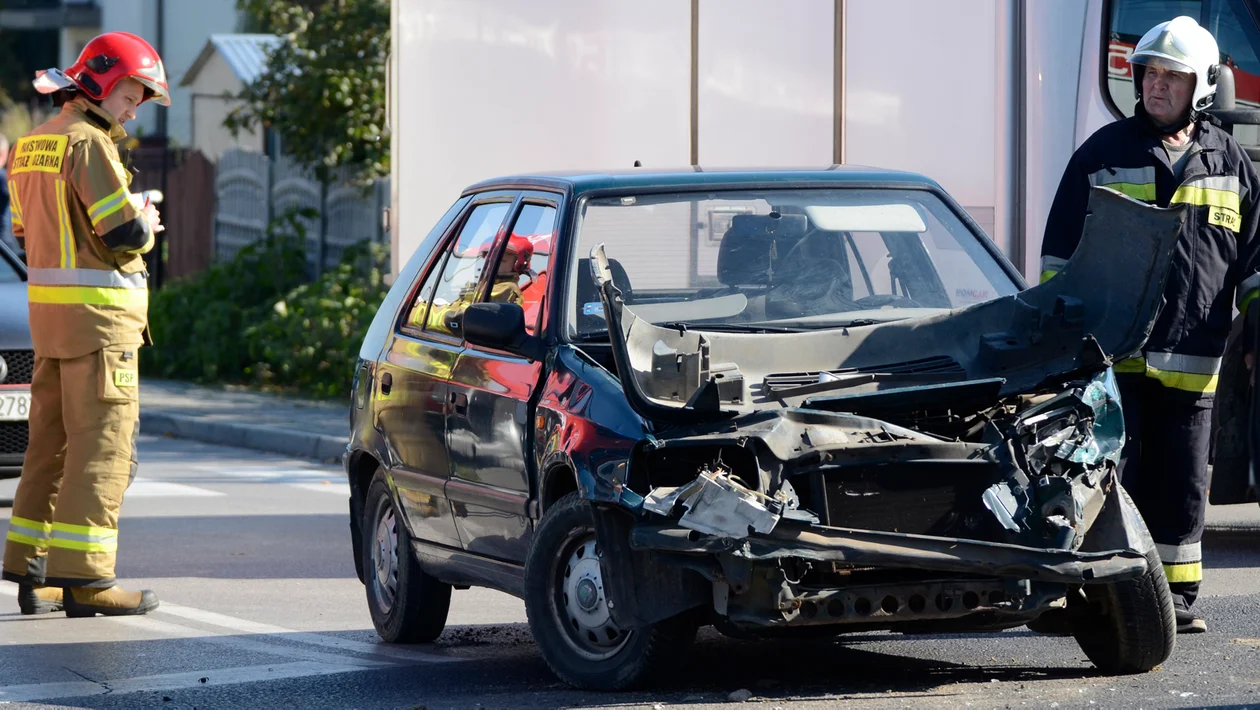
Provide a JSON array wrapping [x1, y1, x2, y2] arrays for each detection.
[[3, 32, 168, 616]]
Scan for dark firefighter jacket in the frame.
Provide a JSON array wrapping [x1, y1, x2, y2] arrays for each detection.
[[1040, 106, 1260, 394]]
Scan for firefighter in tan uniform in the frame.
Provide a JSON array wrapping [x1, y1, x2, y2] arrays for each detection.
[[2, 32, 168, 616]]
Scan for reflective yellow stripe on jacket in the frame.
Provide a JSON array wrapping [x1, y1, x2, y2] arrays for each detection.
[[8, 180, 22, 228], [1112, 352, 1221, 393], [55, 178, 75, 268], [1090, 166, 1157, 202], [26, 266, 148, 308]]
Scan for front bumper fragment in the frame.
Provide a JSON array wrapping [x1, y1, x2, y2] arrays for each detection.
[[629, 522, 1148, 585]]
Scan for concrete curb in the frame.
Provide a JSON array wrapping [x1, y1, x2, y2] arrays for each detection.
[[139, 411, 347, 463]]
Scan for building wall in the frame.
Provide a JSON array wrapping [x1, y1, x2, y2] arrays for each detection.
[[58, 26, 99, 70], [99, 0, 241, 145], [186, 52, 264, 160]]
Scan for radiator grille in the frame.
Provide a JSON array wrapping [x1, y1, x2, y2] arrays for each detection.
[[0, 421, 28, 455]]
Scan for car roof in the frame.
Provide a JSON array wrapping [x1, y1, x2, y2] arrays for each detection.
[[462, 165, 944, 196]]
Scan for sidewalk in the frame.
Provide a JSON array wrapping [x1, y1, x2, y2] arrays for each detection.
[[140, 379, 347, 463]]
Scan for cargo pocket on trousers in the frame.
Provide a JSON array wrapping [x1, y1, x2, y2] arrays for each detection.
[[99, 346, 140, 403]]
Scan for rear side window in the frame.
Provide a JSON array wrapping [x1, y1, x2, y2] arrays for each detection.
[[402, 202, 510, 337], [1104, 0, 1260, 155]]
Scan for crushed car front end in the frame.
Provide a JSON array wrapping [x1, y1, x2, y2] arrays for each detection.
[[594, 370, 1154, 637], [527, 174, 1186, 689]]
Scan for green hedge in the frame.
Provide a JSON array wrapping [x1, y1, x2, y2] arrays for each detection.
[[245, 239, 389, 398], [143, 208, 389, 400]]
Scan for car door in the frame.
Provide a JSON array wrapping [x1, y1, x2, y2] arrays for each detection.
[[374, 196, 516, 547], [446, 195, 560, 563]]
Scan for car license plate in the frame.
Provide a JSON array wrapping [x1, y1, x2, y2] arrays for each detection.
[[0, 391, 31, 421]]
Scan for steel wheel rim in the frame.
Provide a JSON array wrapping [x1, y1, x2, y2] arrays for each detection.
[[550, 530, 632, 661], [372, 503, 400, 614]]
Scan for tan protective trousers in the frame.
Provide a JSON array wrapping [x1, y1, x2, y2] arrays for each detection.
[[3, 347, 140, 587]]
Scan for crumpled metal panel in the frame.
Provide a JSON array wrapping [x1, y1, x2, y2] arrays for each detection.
[[644, 468, 781, 539]]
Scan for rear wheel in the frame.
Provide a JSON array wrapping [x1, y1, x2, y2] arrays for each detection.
[[1071, 548, 1176, 673], [363, 473, 451, 643], [524, 492, 699, 690]]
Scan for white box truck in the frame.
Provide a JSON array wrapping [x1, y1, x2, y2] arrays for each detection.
[[387, 0, 1260, 280]]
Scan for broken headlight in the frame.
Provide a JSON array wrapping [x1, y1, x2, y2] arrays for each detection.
[[983, 369, 1125, 548]]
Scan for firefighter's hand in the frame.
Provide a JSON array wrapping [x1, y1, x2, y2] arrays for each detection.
[[142, 203, 165, 233]]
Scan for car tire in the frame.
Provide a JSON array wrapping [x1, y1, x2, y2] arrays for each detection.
[[363, 472, 451, 643], [1070, 547, 1176, 674], [524, 492, 699, 690]]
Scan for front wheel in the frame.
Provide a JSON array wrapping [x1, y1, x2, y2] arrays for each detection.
[[1071, 548, 1176, 673], [524, 492, 699, 690], [363, 472, 452, 643]]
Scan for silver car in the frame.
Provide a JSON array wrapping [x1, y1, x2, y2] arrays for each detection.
[[0, 241, 31, 480]]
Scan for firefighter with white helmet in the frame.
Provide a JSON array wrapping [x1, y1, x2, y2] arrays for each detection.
[[1037, 16, 1260, 634], [2, 32, 168, 616]]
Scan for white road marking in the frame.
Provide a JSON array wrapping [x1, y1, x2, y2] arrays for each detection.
[[155, 601, 464, 664], [290, 481, 352, 495], [184, 464, 347, 495], [0, 661, 377, 703], [124, 477, 226, 498], [109, 615, 392, 668], [0, 586, 461, 665]]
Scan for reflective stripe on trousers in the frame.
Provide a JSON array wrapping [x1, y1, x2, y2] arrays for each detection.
[[1158, 542, 1203, 583], [5, 516, 52, 549], [49, 523, 118, 553]]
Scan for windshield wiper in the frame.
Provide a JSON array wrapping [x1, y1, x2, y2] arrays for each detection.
[[658, 321, 807, 334]]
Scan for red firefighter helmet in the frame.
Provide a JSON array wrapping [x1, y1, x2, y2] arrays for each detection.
[[482, 235, 536, 276], [63, 32, 170, 106]]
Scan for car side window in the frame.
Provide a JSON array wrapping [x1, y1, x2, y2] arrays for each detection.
[[483, 204, 557, 336], [422, 202, 511, 339], [402, 247, 449, 332]]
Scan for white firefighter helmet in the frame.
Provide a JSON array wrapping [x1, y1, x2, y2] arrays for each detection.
[[1128, 15, 1221, 112]]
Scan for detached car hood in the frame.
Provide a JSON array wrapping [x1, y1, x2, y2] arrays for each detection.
[[591, 187, 1186, 426], [0, 281, 31, 350]]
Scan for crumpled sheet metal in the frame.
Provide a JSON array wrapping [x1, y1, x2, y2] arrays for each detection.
[[643, 470, 780, 539]]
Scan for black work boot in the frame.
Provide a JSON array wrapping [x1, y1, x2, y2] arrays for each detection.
[[63, 586, 159, 617], [1176, 607, 1207, 634], [17, 584, 64, 615]]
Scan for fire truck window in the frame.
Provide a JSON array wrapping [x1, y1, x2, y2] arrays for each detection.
[[1104, 0, 1260, 156], [487, 204, 556, 335]]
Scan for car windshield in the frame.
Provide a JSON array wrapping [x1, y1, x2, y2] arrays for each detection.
[[566, 187, 1020, 338]]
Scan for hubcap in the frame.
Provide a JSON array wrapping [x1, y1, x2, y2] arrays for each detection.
[[555, 535, 631, 660], [372, 505, 399, 614]]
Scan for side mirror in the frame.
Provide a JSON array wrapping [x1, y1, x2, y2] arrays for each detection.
[[464, 302, 544, 361]]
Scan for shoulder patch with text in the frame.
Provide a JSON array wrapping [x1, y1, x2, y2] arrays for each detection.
[[11, 135, 68, 175]]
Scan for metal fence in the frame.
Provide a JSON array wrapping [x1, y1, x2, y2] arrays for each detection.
[[213, 148, 389, 275]]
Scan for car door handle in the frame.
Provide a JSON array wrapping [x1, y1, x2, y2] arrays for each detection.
[[450, 392, 468, 417], [380, 372, 392, 396]]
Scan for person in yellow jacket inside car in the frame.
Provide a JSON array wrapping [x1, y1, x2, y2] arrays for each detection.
[[3, 32, 168, 616], [416, 235, 537, 334]]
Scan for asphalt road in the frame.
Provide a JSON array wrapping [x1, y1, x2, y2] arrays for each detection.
[[3, 436, 1260, 709]]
